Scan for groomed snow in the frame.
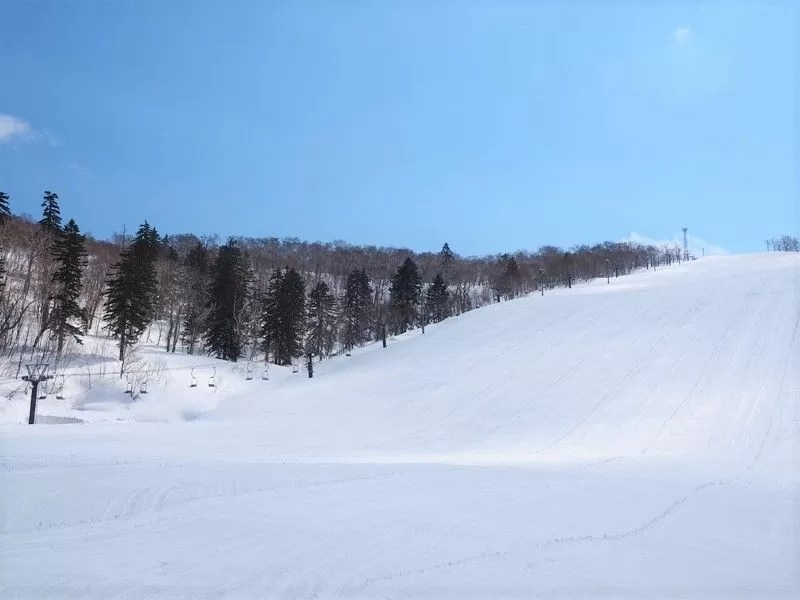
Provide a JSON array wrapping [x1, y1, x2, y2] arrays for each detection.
[[1, 253, 798, 599]]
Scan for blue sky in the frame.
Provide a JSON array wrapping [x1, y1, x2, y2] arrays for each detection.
[[0, 1, 796, 256]]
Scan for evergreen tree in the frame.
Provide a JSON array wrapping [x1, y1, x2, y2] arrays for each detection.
[[104, 222, 160, 361], [306, 281, 337, 359], [504, 255, 522, 297], [0, 191, 9, 223], [389, 257, 422, 334], [49, 219, 87, 352], [425, 273, 450, 323], [340, 268, 372, 353], [261, 268, 306, 365], [562, 251, 573, 288], [181, 242, 210, 355], [204, 239, 251, 361], [260, 269, 283, 361], [440, 242, 455, 279], [37, 191, 63, 332], [280, 268, 306, 365], [0, 192, 9, 293], [39, 191, 62, 233], [493, 254, 522, 301]]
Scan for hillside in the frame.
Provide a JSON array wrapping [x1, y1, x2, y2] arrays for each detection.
[[1, 252, 798, 599]]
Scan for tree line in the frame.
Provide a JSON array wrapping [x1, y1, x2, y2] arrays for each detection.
[[0, 191, 87, 374], [766, 235, 800, 252], [1, 190, 714, 371]]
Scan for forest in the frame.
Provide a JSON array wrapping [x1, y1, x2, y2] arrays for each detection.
[[1, 190, 797, 377]]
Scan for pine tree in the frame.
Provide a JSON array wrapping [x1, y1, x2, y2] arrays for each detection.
[[493, 254, 522, 301], [204, 239, 251, 361], [440, 242, 455, 280], [0, 192, 9, 294], [562, 251, 573, 288], [261, 268, 306, 365], [260, 269, 283, 362], [340, 268, 372, 353], [389, 258, 422, 334], [306, 281, 337, 359], [39, 191, 62, 233], [504, 255, 522, 297], [37, 191, 64, 333], [425, 273, 450, 323], [280, 268, 306, 365], [104, 222, 160, 361], [0, 191, 9, 223], [181, 242, 210, 354], [49, 219, 87, 352]]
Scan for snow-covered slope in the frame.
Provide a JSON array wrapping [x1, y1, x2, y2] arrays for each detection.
[[1, 253, 798, 599]]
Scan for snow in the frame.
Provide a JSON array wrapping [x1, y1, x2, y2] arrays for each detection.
[[1, 253, 798, 599]]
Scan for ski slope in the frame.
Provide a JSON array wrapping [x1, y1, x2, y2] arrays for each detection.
[[1, 253, 798, 599]]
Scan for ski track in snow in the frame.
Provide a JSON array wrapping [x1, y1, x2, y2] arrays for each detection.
[[1, 253, 799, 599]]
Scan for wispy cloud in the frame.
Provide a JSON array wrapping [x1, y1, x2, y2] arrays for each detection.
[[672, 26, 692, 45], [62, 161, 91, 177], [0, 114, 33, 143], [0, 113, 58, 146], [626, 232, 729, 257]]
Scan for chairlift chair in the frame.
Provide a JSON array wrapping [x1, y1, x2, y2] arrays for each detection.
[[261, 364, 269, 381], [190, 367, 198, 388], [38, 381, 48, 400], [124, 376, 133, 395], [291, 360, 299, 374], [246, 362, 254, 381], [208, 367, 217, 388]]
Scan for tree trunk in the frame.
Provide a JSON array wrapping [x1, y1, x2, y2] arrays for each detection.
[[164, 319, 173, 351]]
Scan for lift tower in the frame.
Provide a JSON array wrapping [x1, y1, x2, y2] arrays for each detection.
[[682, 227, 690, 261]]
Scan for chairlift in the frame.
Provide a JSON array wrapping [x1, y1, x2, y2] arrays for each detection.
[[208, 367, 217, 388], [190, 367, 198, 388], [291, 359, 299, 374], [245, 362, 254, 381], [124, 376, 133, 395], [38, 380, 48, 400], [261, 364, 270, 381], [55, 375, 65, 400]]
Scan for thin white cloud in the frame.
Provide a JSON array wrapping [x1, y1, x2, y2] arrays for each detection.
[[626, 231, 729, 257], [62, 161, 91, 176], [0, 114, 57, 146], [0, 114, 33, 143], [672, 26, 692, 45]]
